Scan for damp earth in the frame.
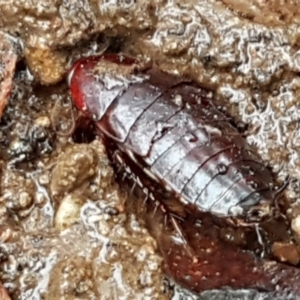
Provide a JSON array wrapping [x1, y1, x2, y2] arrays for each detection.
[[1, 1, 300, 299]]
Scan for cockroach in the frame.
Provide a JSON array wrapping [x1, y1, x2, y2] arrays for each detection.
[[68, 53, 300, 297]]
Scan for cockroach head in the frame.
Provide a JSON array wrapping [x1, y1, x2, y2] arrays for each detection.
[[68, 56, 102, 120], [68, 54, 141, 122]]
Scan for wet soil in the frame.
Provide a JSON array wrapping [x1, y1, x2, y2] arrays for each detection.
[[1, 0, 300, 299], [0, 33, 17, 120], [0, 73, 169, 300]]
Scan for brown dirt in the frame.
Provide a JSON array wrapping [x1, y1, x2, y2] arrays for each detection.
[[1, 1, 300, 299]]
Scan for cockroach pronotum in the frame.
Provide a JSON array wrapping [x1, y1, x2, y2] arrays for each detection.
[[68, 53, 300, 297]]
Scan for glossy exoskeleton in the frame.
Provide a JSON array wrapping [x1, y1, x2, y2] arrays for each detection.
[[69, 53, 300, 297]]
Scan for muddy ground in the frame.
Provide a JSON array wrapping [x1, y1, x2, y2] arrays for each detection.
[[1, 0, 300, 299]]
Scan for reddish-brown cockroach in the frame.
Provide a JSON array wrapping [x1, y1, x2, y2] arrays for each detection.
[[68, 53, 300, 297]]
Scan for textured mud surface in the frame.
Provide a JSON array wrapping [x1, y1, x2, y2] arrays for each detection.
[[0, 73, 168, 300], [1, 0, 300, 299], [0, 33, 17, 120]]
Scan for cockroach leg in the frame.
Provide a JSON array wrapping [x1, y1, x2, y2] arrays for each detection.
[[129, 180, 137, 196], [255, 224, 265, 257], [169, 214, 195, 258]]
